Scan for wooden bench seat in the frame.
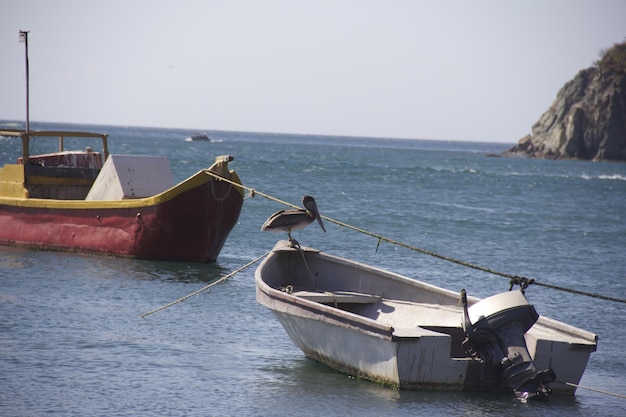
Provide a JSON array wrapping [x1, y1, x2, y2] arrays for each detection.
[[292, 290, 382, 304]]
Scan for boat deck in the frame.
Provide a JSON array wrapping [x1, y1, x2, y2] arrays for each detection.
[[291, 288, 595, 358], [293, 289, 469, 356], [293, 289, 462, 328]]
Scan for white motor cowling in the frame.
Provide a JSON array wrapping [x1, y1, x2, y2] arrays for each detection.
[[461, 290, 556, 400]]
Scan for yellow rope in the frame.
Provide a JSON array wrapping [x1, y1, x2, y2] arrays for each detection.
[[138, 251, 269, 318], [206, 171, 626, 305]]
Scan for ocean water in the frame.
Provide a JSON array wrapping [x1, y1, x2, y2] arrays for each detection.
[[1, 121, 625, 416]]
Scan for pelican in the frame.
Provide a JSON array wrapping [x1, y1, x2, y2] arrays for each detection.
[[261, 195, 326, 246]]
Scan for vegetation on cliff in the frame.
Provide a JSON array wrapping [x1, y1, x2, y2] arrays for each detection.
[[596, 40, 626, 75]]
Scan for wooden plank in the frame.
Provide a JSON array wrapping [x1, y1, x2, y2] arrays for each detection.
[[293, 290, 381, 304]]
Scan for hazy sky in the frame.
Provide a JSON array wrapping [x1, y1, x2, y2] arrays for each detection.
[[1, 1, 625, 143]]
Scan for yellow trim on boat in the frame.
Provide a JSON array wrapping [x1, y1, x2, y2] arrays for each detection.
[[0, 164, 29, 198], [0, 168, 242, 210]]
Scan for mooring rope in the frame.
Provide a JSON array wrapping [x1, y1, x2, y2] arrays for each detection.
[[557, 381, 626, 399], [205, 171, 626, 305], [138, 251, 269, 318]]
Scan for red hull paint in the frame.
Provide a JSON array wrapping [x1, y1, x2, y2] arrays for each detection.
[[0, 178, 243, 262]]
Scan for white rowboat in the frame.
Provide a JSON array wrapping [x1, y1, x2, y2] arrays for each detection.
[[255, 241, 597, 399]]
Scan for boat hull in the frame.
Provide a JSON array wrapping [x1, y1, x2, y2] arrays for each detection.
[[266, 307, 476, 390], [255, 241, 598, 394], [0, 170, 243, 262]]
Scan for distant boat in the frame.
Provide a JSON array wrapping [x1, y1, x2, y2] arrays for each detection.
[[0, 129, 244, 262], [255, 240, 597, 399], [186, 133, 211, 142]]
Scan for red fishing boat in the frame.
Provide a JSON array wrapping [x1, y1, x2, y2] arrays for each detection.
[[0, 129, 244, 262]]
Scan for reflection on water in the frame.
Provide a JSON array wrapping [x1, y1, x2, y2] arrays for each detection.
[[109, 257, 231, 284], [0, 246, 230, 284]]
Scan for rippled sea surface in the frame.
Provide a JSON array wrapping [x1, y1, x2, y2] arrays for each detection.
[[1, 122, 625, 416]]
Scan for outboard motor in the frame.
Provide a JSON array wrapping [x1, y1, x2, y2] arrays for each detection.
[[461, 289, 555, 401]]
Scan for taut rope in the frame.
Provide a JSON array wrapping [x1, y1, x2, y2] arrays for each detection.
[[205, 171, 626, 305]]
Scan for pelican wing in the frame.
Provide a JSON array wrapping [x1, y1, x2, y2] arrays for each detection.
[[261, 196, 325, 235], [261, 209, 311, 232]]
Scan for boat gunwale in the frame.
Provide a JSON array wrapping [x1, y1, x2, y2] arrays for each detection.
[[255, 248, 396, 339], [0, 167, 242, 210], [256, 241, 598, 347], [256, 242, 487, 341]]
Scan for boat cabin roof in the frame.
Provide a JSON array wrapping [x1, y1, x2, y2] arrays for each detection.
[[0, 129, 109, 164]]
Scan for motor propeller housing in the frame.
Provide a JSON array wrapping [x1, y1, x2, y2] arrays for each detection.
[[461, 290, 556, 400]]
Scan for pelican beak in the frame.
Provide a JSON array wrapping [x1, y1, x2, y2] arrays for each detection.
[[310, 201, 326, 232], [315, 212, 326, 232], [303, 196, 326, 233]]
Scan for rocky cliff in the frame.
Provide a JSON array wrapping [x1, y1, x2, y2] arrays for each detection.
[[506, 43, 626, 161]]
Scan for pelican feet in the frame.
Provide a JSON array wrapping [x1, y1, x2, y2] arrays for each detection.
[[287, 238, 301, 248]]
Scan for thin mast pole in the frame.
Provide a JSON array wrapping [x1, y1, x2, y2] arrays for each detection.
[[19, 30, 30, 133]]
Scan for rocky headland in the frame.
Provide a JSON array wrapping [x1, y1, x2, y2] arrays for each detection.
[[506, 41, 626, 161]]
